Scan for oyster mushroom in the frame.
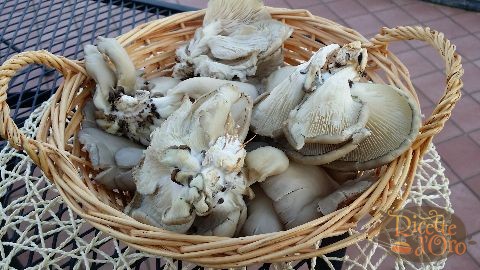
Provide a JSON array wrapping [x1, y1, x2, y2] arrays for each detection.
[[324, 83, 422, 171], [317, 175, 375, 215], [84, 38, 181, 145], [260, 162, 338, 229], [250, 44, 341, 137], [191, 192, 247, 237], [84, 45, 116, 112], [241, 185, 283, 236], [245, 146, 289, 185], [173, 0, 292, 81], [274, 42, 418, 170], [260, 162, 375, 229], [283, 66, 371, 164], [126, 84, 253, 235], [78, 103, 145, 191], [264, 65, 296, 93], [96, 36, 138, 95]]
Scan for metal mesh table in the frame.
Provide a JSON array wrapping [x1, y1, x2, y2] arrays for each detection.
[[1, 0, 193, 130]]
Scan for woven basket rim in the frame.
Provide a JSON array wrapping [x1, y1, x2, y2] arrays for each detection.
[[0, 7, 464, 267]]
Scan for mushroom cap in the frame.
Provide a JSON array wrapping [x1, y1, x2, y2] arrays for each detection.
[[167, 77, 259, 100], [84, 45, 116, 113], [264, 66, 296, 93], [250, 63, 308, 137], [245, 146, 289, 184], [148, 77, 181, 97], [241, 185, 284, 236], [251, 44, 340, 138], [128, 84, 252, 234], [173, 0, 291, 81], [284, 66, 368, 150], [96, 37, 137, 95], [317, 175, 375, 215], [192, 192, 247, 237], [325, 83, 421, 171], [125, 192, 194, 233], [260, 162, 337, 229], [78, 127, 144, 169], [203, 0, 271, 30]]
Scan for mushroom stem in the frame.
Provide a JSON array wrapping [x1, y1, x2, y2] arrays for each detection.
[[96, 36, 136, 95], [84, 45, 116, 113]]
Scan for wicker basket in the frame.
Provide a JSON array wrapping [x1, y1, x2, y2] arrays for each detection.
[[0, 7, 464, 268]]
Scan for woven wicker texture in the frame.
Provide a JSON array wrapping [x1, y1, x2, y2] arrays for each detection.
[[0, 7, 464, 268], [0, 99, 452, 269]]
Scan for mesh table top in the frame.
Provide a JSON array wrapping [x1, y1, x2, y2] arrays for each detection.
[[0, 0, 192, 130]]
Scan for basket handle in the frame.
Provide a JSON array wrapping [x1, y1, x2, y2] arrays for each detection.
[[0, 50, 86, 152], [369, 26, 464, 150]]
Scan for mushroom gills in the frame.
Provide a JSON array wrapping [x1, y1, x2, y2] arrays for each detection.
[[173, 0, 292, 81], [325, 83, 421, 171]]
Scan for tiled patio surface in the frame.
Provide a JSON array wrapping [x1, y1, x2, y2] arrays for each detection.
[[169, 0, 480, 268]]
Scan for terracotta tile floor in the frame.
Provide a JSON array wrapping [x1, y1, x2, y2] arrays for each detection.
[[170, 0, 480, 268]]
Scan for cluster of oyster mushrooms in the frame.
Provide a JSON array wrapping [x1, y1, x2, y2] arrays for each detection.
[[79, 0, 421, 237]]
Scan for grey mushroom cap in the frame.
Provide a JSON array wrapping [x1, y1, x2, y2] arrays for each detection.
[[173, 0, 292, 81], [324, 83, 422, 171], [191, 192, 247, 237], [241, 185, 284, 236], [124, 192, 194, 233], [127, 84, 252, 234], [317, 175, 376, 215], [250, 44, 341, 138], [283, 66, 371, 165], [285, 66, 370, 150], [260, 162, 338, 229], [245, 146, 289, 185], [84, 45, 116, 113], [77, 126, 145, 191]]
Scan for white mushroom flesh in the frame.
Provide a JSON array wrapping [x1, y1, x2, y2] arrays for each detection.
[[96, 37, 137, 95], [260, 162, 337, 229], [251, 44, 340, 137], [245, 146, 289, 184], [84, 39, 185, 145], [126, 84, 253, 235], [285, 66, 370, 150], [173, 0, 292, 81], [326, 83, 422, 171], [84, 45, 116, 113], [241, 185, 283, 236]]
